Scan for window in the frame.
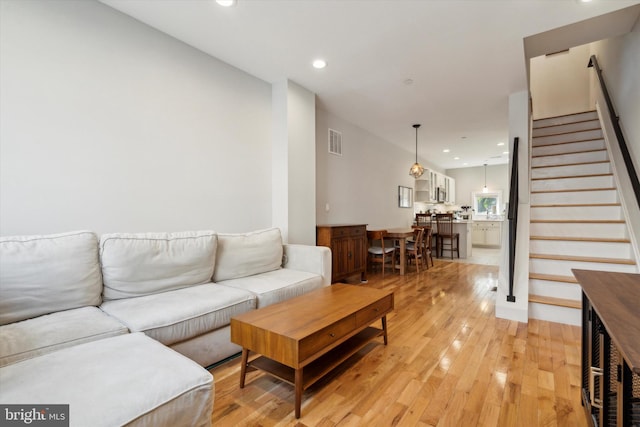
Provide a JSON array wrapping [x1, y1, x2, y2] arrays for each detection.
[[472, 191, 502, 217]]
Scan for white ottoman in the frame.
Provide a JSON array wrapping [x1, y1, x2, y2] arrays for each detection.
[[0, 333, 213, 427]]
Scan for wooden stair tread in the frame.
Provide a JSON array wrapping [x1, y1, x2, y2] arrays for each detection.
[[530, 253, 636, 265], [532, 160, 609, 169], [531, 187, 616, 194], [532, 173, 612, 181], [532, 117, 599, 130], [530, 219, 624, 224], [529, 273, 578, 283], [532, 111, 597, 126], [532, 135, 602, 145], [530, 235, 630, 243], [529, 294, 581, 309], [531, 203, 620, 208], [532, 148, 606, 158]]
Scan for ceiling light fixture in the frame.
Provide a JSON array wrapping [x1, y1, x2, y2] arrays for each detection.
[[312, 59, 327, 69], [443, 149, 450, 153], [483, 163, 489, 193], [216, 0, 236, 6], [409, 124, 424, 178]]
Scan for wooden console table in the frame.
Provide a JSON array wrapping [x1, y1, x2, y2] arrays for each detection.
[[573, 269, 640, 427], [230, 284, 393, 418], [316, 224, 367, 283]]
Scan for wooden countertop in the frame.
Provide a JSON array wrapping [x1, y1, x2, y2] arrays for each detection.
[[572, 269, 640, 374]]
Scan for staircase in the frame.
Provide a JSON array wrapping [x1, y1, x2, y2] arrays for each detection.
[[529, 111, 638, 325]]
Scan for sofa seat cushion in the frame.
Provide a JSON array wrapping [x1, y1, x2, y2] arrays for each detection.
[[217, 268, 324, 308], [100, 231, 217, 301], [0, 333, 213, 427], [100, 283, 255, 346], [0, 230, 102, 325], [0, 306, 128, 368]]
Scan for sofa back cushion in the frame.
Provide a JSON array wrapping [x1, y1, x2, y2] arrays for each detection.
[[0, 231, 102, 325], [213, 228, 283, 282], [100, 231, 217, 301]]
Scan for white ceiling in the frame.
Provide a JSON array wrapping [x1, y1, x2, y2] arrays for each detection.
[[100, 0, 640, 170]]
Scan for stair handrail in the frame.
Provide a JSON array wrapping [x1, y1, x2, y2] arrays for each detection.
[[506, 137, 519, 303], [588, 55, 640, 210]]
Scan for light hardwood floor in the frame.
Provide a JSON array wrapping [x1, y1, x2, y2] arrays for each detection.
[[209, 259, 587, 426]]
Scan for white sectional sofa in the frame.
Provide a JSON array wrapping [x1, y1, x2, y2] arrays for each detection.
[[0, 228, 331, 426]]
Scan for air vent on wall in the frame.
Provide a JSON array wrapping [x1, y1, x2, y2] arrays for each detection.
[[328, 128, 342, 156]]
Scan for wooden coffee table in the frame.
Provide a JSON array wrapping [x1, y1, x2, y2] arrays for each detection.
[[230, 284, 394, 418]]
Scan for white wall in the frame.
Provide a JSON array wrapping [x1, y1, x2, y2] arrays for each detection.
[[589, 22, 640, 171], [316, 109, 440, 230], [495, 90, 531, 324], [0, 0, 273, 236], [446, 164, 509, 212], [272, 80, 316, 245], [530, 44, 593, 119]]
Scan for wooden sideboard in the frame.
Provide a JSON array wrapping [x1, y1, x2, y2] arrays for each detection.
[[316, 224, 367, 283], [573, 269, 640, 427]]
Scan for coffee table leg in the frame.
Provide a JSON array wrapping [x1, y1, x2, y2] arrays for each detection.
[[381, 315, 389, 345], [294, 368, 302, 418], [239, 348, 249, 388]]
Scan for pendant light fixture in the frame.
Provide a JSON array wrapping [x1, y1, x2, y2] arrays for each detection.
[[482, 163, 489, 193], [409, 124, 424, 178]]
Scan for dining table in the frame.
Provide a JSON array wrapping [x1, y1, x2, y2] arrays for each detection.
[[385, 228, 416, 275]]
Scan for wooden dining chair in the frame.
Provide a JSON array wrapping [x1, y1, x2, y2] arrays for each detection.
[[415, 213, 431, 227], [422, 226, 434, 268], [401, 227, 424, 273], [435, 213, 459, 259], [367, 230, 395, 277]]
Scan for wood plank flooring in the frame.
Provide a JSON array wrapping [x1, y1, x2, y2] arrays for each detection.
[[209, 260, 587, 426]]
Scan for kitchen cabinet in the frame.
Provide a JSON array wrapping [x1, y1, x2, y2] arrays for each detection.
[[472, 221, 501, 247], [573, 270, 640, 427], [445, 176, 455, 204], [316, 224, 367, 283], [414, 170, 455, 204], [415, 178, 430, 203]]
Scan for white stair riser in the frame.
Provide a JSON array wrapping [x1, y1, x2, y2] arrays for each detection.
[[532, 162, 611, 179], [532, 150, 608, 166], [528, 303, 581, 326], [532, 139, 605, 156], [529, 280, 582, 300], [530, 205, 623, 220], [531, 175, 614, 191], [530, 190, 618, 204], [529, 258, 637, 276], [534, 112, 598, 128], [529, 240, 632, 258], [533, 129, 603, 146], [532, 119, 600, 137], [530, 222, 628, 239]]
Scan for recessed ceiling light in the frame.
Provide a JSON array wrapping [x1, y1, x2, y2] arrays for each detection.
[[443, 149, 450, 153], [497, 142, 505, 146], [454, 157, 460, 160], [216, 0, 236, 6], [463, 162, 468, 166], [312, 59, 327, 69]]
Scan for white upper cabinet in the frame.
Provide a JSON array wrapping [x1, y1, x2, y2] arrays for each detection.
[[414, 170, 455, 204]]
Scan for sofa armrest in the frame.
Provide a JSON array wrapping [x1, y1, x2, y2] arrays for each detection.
[[282, 244, 332, 286]]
